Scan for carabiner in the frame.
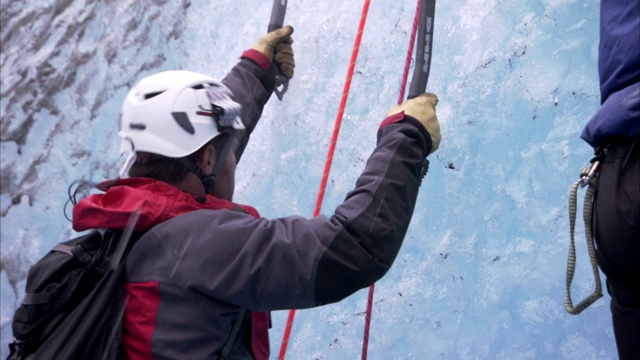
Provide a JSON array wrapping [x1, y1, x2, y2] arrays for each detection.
[[580, 159, 600, 187]]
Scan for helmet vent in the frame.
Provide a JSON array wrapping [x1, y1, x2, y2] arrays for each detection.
[[129, 123, 146, 130], [144, 91, 164, 100], [171, 112, 195, 134]]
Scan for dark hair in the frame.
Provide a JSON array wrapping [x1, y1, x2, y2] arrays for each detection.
[[128, 133, 230, 185], [128, 152, 198, 185]]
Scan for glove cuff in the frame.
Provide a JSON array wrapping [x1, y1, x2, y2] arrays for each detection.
[[404, 115, 433, 155], [241, 49, 272, 73], [379, 111, 433, 156]]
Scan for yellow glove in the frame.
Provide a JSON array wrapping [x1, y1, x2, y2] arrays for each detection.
[[252, 26, 295, 79], [387, 93, 441, 153]]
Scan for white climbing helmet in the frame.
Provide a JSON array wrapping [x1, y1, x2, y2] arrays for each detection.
[[119, 70, 244, 159]]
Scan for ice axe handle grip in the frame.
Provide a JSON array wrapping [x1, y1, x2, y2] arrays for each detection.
[[407, 0, 435, 99], [268, 0, 288, 100], [268, 0, 287, 32]]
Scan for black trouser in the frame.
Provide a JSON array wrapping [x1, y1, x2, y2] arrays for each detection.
[[593, 136, 640, 360]]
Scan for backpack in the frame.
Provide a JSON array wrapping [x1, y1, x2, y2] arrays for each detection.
[[7, 225, 140, 360]]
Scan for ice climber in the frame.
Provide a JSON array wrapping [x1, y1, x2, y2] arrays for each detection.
[[580, 1, 640, 359], [69, 25, 442, 358]]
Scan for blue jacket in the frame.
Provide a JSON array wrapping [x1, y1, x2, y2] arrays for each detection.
[[581, 0, 640, 147]]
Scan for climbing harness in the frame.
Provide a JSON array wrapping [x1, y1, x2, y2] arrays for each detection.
[[565, 149, 605, 315], [268, 0, 289, 100]]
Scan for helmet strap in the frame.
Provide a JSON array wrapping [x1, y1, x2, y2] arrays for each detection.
[[185, 131, 236, 197]]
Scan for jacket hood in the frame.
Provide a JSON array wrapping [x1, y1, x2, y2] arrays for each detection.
[[72, 177, 260, 232]]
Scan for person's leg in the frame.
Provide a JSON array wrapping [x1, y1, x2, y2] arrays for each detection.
[[608, 281, 640, 360], [593, 138, 640, 360]]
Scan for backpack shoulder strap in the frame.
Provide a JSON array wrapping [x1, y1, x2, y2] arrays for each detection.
[[220, 309, 248, 360], [52, 243, 73, 255]]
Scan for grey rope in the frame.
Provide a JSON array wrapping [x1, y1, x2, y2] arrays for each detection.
[[565, 161, 603, 315]]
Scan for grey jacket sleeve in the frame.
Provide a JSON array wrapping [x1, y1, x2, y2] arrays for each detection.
[[129, 116, 431, 311], [222, 57, 276, 163]]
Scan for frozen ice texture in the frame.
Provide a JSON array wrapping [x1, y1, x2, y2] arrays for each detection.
[[1, 0, 614, 358]]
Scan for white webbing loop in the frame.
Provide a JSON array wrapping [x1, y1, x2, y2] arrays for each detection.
[[565, 162, 603, 315]]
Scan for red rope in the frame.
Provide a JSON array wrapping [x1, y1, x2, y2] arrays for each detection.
[[277, 1, 372, 359], [361, 283, 375, 360], [361, 1, 422, 359], [398, 0, 423, 105]]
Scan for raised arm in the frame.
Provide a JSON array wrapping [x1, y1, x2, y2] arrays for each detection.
[[222, 26, 295, 162]]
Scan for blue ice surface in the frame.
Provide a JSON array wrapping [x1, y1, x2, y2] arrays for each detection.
[[1, 0, 616, 358]]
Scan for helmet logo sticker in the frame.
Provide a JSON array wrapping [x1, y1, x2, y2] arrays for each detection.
[[205, 86, 243, 128], [171, 112, 195, 134], [196, 107, 217, 119]]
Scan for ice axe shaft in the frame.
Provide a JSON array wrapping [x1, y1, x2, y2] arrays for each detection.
[[408, 0, 436, 99], [268, 0, 287, 32], [268, 0, 289, 100]]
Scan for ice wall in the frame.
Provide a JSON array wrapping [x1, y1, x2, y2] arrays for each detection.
[[1, 0, 616, 358]]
